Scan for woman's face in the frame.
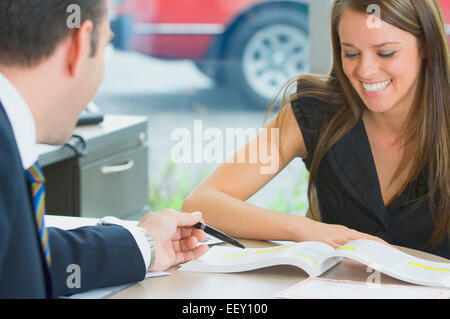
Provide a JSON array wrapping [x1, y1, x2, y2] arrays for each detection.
[[338, 9, 423, 116]]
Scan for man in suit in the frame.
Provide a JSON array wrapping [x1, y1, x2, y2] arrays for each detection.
[[0, 0, 209, 298]]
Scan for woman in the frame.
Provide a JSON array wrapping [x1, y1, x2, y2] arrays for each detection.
[[182, 0, 450, 258]]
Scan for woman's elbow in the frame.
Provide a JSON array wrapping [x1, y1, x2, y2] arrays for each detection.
[[182, 190, 202, 213], [182, 186, 217, 214]]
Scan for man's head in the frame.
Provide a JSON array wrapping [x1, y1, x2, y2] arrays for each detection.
[[0, 0, 112, 144]]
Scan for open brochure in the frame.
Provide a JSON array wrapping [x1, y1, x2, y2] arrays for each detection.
[[274, 278, 450, 299], [179, 239, 450, 288]]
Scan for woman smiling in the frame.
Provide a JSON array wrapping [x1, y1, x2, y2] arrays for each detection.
[[183, 0, 450, 258]]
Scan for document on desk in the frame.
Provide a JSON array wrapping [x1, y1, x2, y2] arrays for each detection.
[[179, 239, 450, 288], [274, 278, 450, 299], [66, 271, 170, 299], [45, 215, 224, 246]]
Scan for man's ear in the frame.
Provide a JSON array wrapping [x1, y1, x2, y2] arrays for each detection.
[[67, 20, 94, 78]]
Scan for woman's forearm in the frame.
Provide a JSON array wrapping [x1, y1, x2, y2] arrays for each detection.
[[182, 187, 305, 241], [182, 187, 389, 248]]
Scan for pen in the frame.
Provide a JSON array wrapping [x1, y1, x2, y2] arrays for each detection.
[[193, 222, 246, 249]]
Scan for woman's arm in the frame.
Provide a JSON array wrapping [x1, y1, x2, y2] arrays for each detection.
[[182, 105, 386, 247], [183, 104, 303, 241]]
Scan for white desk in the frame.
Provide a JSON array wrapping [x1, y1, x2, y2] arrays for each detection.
[[46, 215, 450, 299]]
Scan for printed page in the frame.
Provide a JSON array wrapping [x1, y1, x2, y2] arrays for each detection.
[[179, 242, 337, 276], [202, 234, 224, 246], [325, 240, 450, 288], [274, 278, 450, 299], [64, 272, 170, 299]]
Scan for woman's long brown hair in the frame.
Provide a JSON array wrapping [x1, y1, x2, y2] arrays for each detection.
[[267, 0, 449, 247]]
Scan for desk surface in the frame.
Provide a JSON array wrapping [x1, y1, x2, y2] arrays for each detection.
[[46, 215, 449, 299]]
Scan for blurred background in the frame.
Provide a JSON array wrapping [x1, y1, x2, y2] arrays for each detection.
[[93, 0, 449, 216]]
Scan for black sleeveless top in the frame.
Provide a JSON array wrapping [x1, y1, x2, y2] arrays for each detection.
[[291, 96, 449, 259]]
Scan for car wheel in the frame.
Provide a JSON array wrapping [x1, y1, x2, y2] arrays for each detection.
[[194, 60, 228, 87], [224, 8, 309, 109]]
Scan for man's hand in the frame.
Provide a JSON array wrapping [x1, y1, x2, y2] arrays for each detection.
[[138, 210, 209, 272]]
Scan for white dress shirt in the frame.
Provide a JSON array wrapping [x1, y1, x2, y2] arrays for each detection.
[[0, 72, 151, 273]]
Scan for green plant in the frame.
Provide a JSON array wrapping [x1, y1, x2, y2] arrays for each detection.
[[148, 160, 211, 211], [149, 160, 309, 216], [267, 171, 310, 215]]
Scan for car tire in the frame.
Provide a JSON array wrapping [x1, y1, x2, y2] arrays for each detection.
[[194, 60, 228, 87], [224, 7, 309, 110]]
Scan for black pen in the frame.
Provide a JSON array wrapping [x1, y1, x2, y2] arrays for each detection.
[[193, 222, 246, 249]]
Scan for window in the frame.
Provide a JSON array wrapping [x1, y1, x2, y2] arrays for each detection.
[[96, 0, 311, 215]]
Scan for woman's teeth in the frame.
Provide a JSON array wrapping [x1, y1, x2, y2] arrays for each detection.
[[362, 79, 392, 92]]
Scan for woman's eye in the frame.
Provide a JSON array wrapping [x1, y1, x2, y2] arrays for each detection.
[[378, 51, 396, 58], [344, 52, 359, 58]]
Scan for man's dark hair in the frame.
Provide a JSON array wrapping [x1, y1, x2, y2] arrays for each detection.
[[0, 0, 107, 67]]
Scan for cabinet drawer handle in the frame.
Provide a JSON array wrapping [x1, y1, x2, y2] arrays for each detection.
[[101, 160, 135, 175]]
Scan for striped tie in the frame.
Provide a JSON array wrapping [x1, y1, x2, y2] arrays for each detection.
[[26, 162, 51, 267]]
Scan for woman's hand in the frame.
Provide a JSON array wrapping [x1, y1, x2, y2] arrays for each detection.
[[293, 216, 390, 248]]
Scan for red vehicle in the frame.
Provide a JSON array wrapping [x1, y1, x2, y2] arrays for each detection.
[[111, 0, 450, 108], [442, 0, 450, 42], [111, 0, 310, 107]]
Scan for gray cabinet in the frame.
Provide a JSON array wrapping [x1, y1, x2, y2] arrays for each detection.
[[38, 115, 149, 220], [80, 145, 148, 219]]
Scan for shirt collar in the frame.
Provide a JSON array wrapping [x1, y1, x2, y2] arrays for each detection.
[[0, 72, 38, 169]]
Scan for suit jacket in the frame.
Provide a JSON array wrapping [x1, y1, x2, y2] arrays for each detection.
[[0, 101, 146, 298]]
